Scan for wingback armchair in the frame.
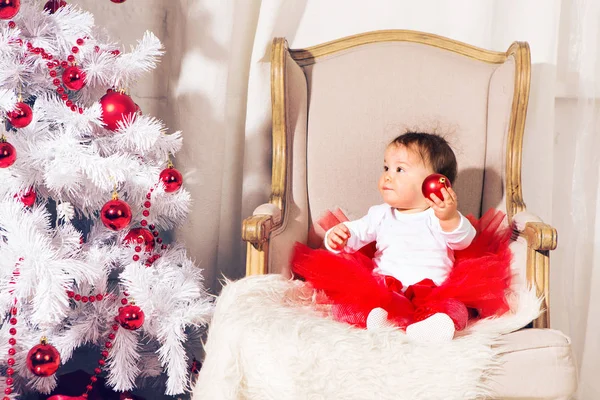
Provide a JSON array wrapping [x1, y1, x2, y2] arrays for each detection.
[[239, 31, 577, 399]]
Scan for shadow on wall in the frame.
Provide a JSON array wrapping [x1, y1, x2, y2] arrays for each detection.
[[160, 0, 229, 295], [163, 0, 269, 293], [456, 167, 503, 218]]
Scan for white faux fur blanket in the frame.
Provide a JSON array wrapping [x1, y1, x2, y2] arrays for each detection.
[[192, 275, 541, 400]]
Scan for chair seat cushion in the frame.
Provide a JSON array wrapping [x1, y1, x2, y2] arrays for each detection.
[[488, 329, 577, 399]]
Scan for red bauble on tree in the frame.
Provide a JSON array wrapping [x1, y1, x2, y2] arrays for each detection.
[[62, 65, 86, 91], [124, 227, 155, 253], [27, 339, 61, 377], [7, 102, 33, 128], [15, 187, 36, 207], [101, 198, 132, 231], [117, 304, 144, 330], [43, 0, 66, 13], [99, 91, 137, 131], [421, 173, 452, 201], [0, 0, 20, 20], [0, 139, 17, 168], [159, 167, 183, 193]]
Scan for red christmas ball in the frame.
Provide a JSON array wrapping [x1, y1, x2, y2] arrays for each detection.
[[62, 65, 86, 91], [7, 102, 33, 128], [124, 227, 155, 253], [0, 0, 20, 20], [111, 0, 126, 3], [100, 199, 132, 231], [117, 304, 144, 330], [26, 342, 61, 377], [43, 0, 66, 13], [99, 92, 137, 131], [0, 141, 17, 168], [421, 173, 452, 201], [15, 187, 36, 207], [159, 167, 183, 193]]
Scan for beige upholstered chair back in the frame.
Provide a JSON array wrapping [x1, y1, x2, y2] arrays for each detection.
[[301, 40, 519, 223], [242, 31, 557, 328], [269, 31, 527, 261]]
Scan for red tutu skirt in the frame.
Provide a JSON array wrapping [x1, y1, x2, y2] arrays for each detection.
[[291, 209, 513, 330]]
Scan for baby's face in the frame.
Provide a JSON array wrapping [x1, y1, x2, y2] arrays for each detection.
[[378, 144, 434, 212]]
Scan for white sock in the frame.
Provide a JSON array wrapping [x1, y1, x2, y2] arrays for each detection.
[[406, 313, 455, 342], [366, 307, 394, 330]]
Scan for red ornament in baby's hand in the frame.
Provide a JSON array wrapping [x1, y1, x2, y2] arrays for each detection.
[[421, 173, 451, 201]]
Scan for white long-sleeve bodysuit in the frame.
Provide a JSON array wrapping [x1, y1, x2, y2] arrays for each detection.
[[324, 204, 476, 286]]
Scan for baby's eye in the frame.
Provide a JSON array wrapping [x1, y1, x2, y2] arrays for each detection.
[[383, 166, 388, 171], [396, 167, 403, 173]]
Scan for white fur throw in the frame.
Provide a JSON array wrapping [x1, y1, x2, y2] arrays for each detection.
[[192, 275, 541, 400]]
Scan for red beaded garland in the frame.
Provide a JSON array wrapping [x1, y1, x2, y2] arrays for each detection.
[[5, 302, 17, 398]]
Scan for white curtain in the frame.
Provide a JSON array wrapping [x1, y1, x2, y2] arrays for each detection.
[[79, 0, 599, 397], [553, 0, 600, 398]]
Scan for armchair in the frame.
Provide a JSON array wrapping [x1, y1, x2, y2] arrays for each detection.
[[237, 31, 576, 399]]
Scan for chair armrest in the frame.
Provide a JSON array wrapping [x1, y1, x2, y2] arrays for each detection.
[[513, 212, 557, 251], [512, 211, 557, 329], [242, 203, 282, 276], [242, 203, 282, 249]]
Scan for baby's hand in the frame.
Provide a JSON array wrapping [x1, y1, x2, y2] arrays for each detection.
[[425, 187, 460, 230], [326, 223, 351, 250]]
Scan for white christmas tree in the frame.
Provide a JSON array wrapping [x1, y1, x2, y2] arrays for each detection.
[[0, 0, 213, 397]]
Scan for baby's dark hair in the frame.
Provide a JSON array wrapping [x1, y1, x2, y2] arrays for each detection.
[[389, 132, 457, 183]]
